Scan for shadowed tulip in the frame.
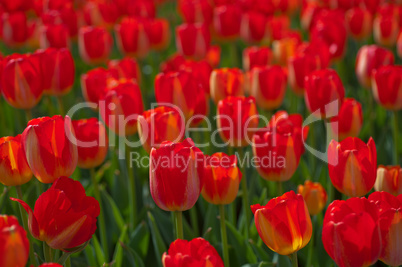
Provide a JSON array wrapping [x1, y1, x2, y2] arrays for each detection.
[[297, 180, 327, 215], [375, 165, 402, 196], [210, 68, 244, 104], [330, 98, 363, 141], [345, 7, 373, 40]]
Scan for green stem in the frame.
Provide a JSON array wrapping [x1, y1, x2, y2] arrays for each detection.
[[57, 252, 72, 265], [276, 181, 283, 196], [90, 168, 109, 261], [189, 207, 199, 236], [393, 111, 400, 164], [306, 215, 316, 267], [66, 257, 71, 267], [291, 251, 298, 267], [43, 242, 53, 262], [125, 144, 137, 231], [219, 205, 230, 267], [56, 96, 65, 116], [25, 109, 33, 123], [16, 186, 37, 267], [237, 147, 250, 239], [174, 211, 184, 239]]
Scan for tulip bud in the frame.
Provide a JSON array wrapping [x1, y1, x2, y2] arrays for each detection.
[[39, 24, 70, 49], [1, 12, 29, 47], [210, 68, 244, 104], [242, 46, 272, 72], [213, 4, 242, 40], [375, 165, 402, 196], [0, 215, 30, 267], [108, 57, 141, 84], [297, 180, 327, 215], [162, 238, 224, 267], [330, 98, 363, 141], [12, 176, 100, 250], [150, 138, 204, 211], [251, 191, 312, 255], [328, 137, 377, 197], [178, 0, 213, 24], [322, 197, 381, 267], [81, 68, 111, 105], [78, 26, 113, 64], [345, 7, 373, 40], [115, 17, 150, 59], [176, 23, 210, 60], [201, 152, 242, 205], [373, 12, 399, 47], [372, 65, 402, 110], [240, 11, 268, 43]]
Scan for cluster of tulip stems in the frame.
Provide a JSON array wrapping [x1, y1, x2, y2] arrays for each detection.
[[0, 0, 402, 267]]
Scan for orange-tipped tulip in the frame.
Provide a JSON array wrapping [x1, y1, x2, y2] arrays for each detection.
[[78, 26, 113, 64], [251, 191, 312, 255], [297, 180, 327, 215], [328, 137, 377, 197], [21, 115, 78, 184], [272, 34, 300, 66], [372, 65, 402, 110], [115, 17, 150, 58], [176, 23, 210, 60], [242, 46, 272, 72], [375, 165, 402, 196], [330, 98, 363, 141], [210, 68, 244, 104], [201, 152, 242, 205]]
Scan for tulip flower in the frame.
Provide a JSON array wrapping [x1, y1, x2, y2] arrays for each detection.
[[217, 96, 259, 147], [12, 176, 100, 250], [251, 191, 312, 256], [0, 215, 30, 267], [180, 60, 212, 95], [330, 98, 363, 141], [252, 111, 307, 182], [375, 165, 402, 196], [127, 0, 156, 18], [240, 11, 268, 43], [72, 118, 108, 169], [36, 48, 75, 96], [322, 197, 381, 267], [296, 40, 330, 69], [272, 34, 301, 66], [297, 180, 327, 215], [162, 238, 224, 267], [355, 45, 394, 88], [41, 7, 79, 38], [115, 17, 150, 58], [100, 80, 144, 136], [328, 137, 377, 197], [0, 135, 32, 186], [1, 53, 44, 109], [160, 54, 187, 73], [266, 15, 290, 41], [81, 68, 111, 105], [373, 12, 399, 47], [212, 4, 241, 40], [39, 24, 70, 49], [137, 106, 185, 153], [148, 18, 170, 50], [369, 191, 402, 266], [248, 65, 287, 110], [345, 7, 373, 40], [176, 23, 210, 60], [78, 26, 113, 64], [178, 0, 213, 24], [22, 115, 78, 184], [210, 68, 244, 104], [1, 12, 30, 47], [398, 31, 402, 58], [108, 57, 141, 84], [242, 46, 272, 71], [372, 65, 402, 110], [206, 45, 221, 68], [82, 1, 119, 28]]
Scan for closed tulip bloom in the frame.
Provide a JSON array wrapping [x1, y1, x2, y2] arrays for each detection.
[[127, 0, 156, 18], [176, 23, 210, 60], [355, 45, 394, 88], [162, 238, 224, 267], [40, 7, 79, 38], [210, 68, 244, 104], [178, 0, 213, 24], [180, 60, 212, 95], [213, 4, 242, 40], [137, 106, 185, 153], [297, 180, 327, 215], [322, 197, 381, 267], [252, 111, 307, 182], [296, 40, 331, 69], [373, 13, 399, 46], [12, 176, 100, 250], [108, 57, 141, 84], [372, 65, 402, 110], [272, 34, 300, 66], [266, 15, 290, 41], [82, 1, 119, 28], [201, 152, 242, 205], [328, 137, 377, 197], [217, 96, 259, 147], [304, 69, 345, 119], [240, 11, 267, 43], [0, 135, 32, 186], [242, 46, 272, 71], [375, 165, 402, 196], [78, 26, 113, 64], [345, 7, 373, 40], [248, 65, 287, 110], [72, 118, 108, 169], [115, 17, 150, 59], [150, 138, 204, 211], [81, 68, 111, 105], [1, 54, 44, 109], [369, 191, 402, 266], [39, 24, 70, 49], [100, 80, 144, 136], [22, 115, 78, 184], [251, 191, 312, 255], [149, 18, 170, 50], [330, 98, 363, 141], [1, 12, 29, 47], [0, 215, 29, 267]]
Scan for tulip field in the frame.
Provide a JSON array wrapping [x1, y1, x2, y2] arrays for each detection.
[[1, 0, 402, 267]]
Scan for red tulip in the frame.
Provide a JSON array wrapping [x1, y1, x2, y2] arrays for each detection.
[[127, 0, 156, 18], [150, 138, 204, 211], [1, 12, 29, 47], [322, 197, 381, 267], [162, 238, 224, 267], [178, 0, 213, 24], [81, 68, 112, 106], [295, 40, 330, 69], [251, 191, 312, 255], [240, 11, 267, 43], [39, 24, 70, 49], [0, 0, 31, 12], [328, 137, 377, 197], [22, 115, 78, 184], [330, 98, 363, 141], [82, 0, 119, 28], [0, 215, 30, 267], [40, 7, 78, 37], [11, 176, 100, 250], [206, 45, 221, 68], [0, 135, 32, 186], [398, 30, 402, 58], [297, 180, 327, 215], [345, 7, 373, 40], [78, 26, 113, 64], [72, 118, 108, 169], [100, 80, 144, 136], [272, 34, 301, 66], [375, 165, 402, 196], [266, 15, 290, 41], [176, 23, 210, 60], [300, 2, 323, 31], [355, 45, 394, 88], [1, 53, 44, 109], [108, 57, 141, 84], [201, 152, 242, 205], [242, 46, 272, 71], [137, 106, 185, 153], [180, 60, 212, 95], [252, 111, 307, 182], [148, 18, 170, 50], [248, 65, 287, 110], [212, 4, 241, 40], [115, 17, 150, 58], [160, 54, 187, 73], [210, 68, 244, 104], [304, 69, 345, 119], [372, 65, 402, 110], [373, 11, 400, 46]]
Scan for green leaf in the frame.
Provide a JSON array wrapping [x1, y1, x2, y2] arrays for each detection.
[[84, 244, 98, 267], [122, 243, 146, 267], [112, 225, 128, 267], [225, 220, 258, 265], [92, 235, 105, 266], [147, 212, 167, 267], [101, 188, 125, 231], [130, 221, 150, 258]]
